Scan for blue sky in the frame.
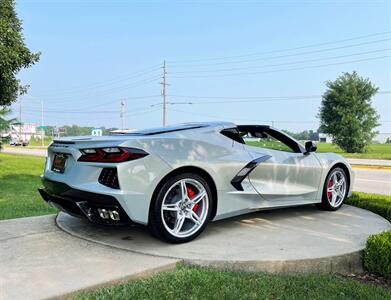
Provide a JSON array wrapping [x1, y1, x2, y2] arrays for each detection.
[[12, 0, 391, 132]]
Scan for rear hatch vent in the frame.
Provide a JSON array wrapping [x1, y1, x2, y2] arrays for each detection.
[[98, 168, 120, 189]]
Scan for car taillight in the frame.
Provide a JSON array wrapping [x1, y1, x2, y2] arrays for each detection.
[[78, 147, 148, 163]]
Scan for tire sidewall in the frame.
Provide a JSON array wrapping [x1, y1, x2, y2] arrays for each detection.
[[151, 172, 213, 243], [322, 167, 348, 210]]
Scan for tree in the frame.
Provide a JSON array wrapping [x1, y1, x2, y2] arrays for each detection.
[[0, 106, 18, 149], [319, 72, 379, 153], [0, 0, 40, 106]]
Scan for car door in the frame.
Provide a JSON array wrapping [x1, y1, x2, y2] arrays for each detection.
[[239, 126, 323, 208]]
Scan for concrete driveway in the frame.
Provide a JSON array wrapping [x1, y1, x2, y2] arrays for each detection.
[[0, 215, 178, 300]]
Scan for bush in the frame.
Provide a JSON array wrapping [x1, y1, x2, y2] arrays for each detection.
[[364, 230, 391, 278], [346, 192, 391, 278], [346, 192, 391, 222]]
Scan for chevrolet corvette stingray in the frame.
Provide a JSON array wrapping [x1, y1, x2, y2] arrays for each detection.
[[39, 122, 354, 243]]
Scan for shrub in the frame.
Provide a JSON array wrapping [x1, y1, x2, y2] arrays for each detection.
[[346, 192, 391, 222], [346, 192, 391, 278], [364, 230, 391, 278]]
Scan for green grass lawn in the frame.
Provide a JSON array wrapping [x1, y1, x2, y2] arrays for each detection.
[[0, 152, 56, 220], [316, 143, 391, 159], [71, 264, 391, 300], [245, 141, 391, 159], [28, 136, 53, 147]]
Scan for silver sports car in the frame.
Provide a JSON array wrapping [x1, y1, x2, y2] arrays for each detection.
[[39, 122, 354, 243]]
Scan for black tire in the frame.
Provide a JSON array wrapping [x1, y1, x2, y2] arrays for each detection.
[[149, 172, 213, 243], [316, 167, 348, 211]]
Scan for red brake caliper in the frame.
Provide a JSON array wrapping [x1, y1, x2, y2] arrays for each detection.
[[327, 180, 333, 200], [186, 186, 198, 212]]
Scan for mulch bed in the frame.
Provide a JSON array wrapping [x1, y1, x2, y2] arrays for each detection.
[[345, 272, 391, 290]]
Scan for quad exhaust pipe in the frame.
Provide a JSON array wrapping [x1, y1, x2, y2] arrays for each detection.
[[75, 201, 121, 222], [97, 208, 120, 221]]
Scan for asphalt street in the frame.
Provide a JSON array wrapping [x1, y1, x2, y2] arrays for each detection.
[[354, 168, 391, 195]]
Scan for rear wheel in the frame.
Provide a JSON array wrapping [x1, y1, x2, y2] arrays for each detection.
[[317, 167, 348, 211], [149, 173, 213, 243]]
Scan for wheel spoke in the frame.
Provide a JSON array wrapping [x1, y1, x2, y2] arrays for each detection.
[[327, 186, 333, 193], [190, 191, 206, 205], [337, 177, 345, 186], [331, 191, 337, 205], [332, 173, 338, 185], [173, 214, 185, 233], [162, 203, 179, 212], [180, 180, 187, 200], [190, 211, 201, 226]]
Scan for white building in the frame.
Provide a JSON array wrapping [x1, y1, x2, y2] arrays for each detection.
[[9, 123, 37, 141]]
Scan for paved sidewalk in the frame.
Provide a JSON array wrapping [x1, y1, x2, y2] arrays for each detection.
[[0, 215, 178, 300], [2, 147, 47, 157], [347, 158, 391, 166]]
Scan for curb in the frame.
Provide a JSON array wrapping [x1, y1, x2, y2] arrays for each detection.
[[351, 165, 391, 170], [56, 214, 365, 275]]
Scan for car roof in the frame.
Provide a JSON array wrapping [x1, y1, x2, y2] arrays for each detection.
[[111, 121, 236, 136]]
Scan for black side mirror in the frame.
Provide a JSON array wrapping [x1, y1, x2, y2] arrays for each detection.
[[305, 141, 317, 154]]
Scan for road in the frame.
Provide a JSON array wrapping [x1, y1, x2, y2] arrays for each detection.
[[354, 168, 391, 195], [2, 147, 47, 156], [2, 147, 390, 195]]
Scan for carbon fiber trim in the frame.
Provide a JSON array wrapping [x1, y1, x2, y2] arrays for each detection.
[[231, 155, 271, 191]]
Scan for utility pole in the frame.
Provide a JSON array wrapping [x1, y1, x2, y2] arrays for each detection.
[[41, 100, 44, 146], [120, 97, 126, 131], [161, 60, 168, 126], [19, 98, 22, 140]]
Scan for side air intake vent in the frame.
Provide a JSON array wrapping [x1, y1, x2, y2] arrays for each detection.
[[98, 168, 120, 189]]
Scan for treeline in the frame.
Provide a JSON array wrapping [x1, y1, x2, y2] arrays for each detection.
[[283, 129, 319, 141], [44, 125, 118, 137]]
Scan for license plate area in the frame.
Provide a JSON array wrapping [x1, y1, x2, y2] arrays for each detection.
[[52, 153, 67, 173]]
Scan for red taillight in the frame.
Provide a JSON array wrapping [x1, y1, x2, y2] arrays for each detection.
[[78, 147, 148, 163]]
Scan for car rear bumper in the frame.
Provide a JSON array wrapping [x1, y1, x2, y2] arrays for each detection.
[[38, 177, 132, 225]]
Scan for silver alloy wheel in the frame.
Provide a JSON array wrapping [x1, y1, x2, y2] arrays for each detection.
[[161, 178, 209, 238], [326, 170, 347, 208]]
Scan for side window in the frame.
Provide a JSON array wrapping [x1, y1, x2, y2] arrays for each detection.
[[241, 131, 296, 153], [220, 128, 245, 144]]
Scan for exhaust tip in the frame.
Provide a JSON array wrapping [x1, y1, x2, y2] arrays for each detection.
[[97, 208, 120, 221], [109, 210, 120, 221], [98, 208, 109, 219]]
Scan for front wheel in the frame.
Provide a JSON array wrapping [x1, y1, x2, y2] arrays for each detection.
[[149, 173, 213, 243], [317, 167, 348, 211]]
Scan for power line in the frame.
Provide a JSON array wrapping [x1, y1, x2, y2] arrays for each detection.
[[171, 91, 391, 99], [169, 38, 391, 68], [168, 31, 391, 64], [171, 55, 391, 78], [39, 75, 162, 102], [170, 48, 391, 74], [34, 64, 162, 96]]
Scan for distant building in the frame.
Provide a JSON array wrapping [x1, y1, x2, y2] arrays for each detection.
[[318, 132, 390, 144], [318, 133, 332, 143], [91, 128, 103, 136], [373, 133, 391, 144], [8, 124, 37, 141]]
